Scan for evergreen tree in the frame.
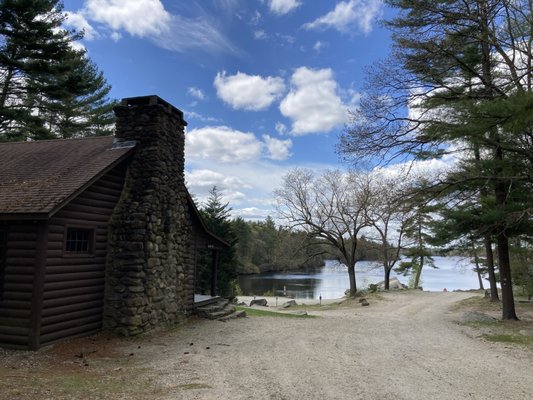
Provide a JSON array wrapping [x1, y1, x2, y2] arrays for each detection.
[[33, 48, 117, 138], [0, 0, 115, 140], [339, 0, 533, 319], [198, 187, 239, 296]]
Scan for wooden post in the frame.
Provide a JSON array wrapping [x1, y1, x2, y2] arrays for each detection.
[[210, 249, 218, 297]]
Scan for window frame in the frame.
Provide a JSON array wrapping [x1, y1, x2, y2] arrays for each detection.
[[63, 225, 96, 257]]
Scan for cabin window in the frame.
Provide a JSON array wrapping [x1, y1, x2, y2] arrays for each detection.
[[64, 227, 95, 254], [0, 228, 6, 299]]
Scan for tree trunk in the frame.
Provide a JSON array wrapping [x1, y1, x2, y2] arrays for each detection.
[[496, 232, 519, 320], [0, 66, 14, 109], [347, 263, 357, 296], [472, 250, 485, 291], [414, 254, 424, 289], [384, 265, 391, 290], [484, 236, 500, 302]]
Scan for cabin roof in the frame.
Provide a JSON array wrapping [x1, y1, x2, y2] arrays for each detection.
[[0, 135, 229, 248], [0, 136, 133, 219]]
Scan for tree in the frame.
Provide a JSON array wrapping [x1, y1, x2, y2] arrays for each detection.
[[394, 192, 436, 289], [364, 170, 415, 289], [32, 48, 117, 138], [275, 169, 371, 296], [198, 187, 239, 296], [0, 0, 115, 141], [339, 0, 533, 319]]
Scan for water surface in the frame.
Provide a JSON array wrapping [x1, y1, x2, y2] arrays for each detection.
[[238, 256, 487, 300]]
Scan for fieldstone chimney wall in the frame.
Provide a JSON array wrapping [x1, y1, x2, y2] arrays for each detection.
[[104, 96, 195, 336]]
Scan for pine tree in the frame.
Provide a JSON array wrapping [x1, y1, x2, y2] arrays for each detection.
[[198, 187, 239, 296], [340, 0, 533, 319], [0, 0, 115, 140], [32, 48, 117, 138]]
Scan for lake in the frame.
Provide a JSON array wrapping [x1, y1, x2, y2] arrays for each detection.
[[237, 256, 489, 300]]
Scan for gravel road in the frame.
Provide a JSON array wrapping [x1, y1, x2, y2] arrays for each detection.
[[135, 291, 533, 400], [1, 291, 532, 399]]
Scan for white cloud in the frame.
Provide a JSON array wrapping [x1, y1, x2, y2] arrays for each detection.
[[186, 169, 252, 191], [263, 135, 293, 160], [78, 0, 238, 54], [110, 31, 122, 41], [183, 110, 219, 123], [250, 10, 262, 25], [231, 207, 272, 220], [64, 11, 98, 40], [303, 0, 383, 34], [84, 0, 171, 37], [214, 71, 285, 111], [188, 87, 206, 100], [269, 0, 302, 15], [254, 30, 268, 40], [156, 15, 238, 54], [186, 126, 263, 163], [313, 40, 327, 52], [279, 67, 348, 135], [275, 122, 287, 135]]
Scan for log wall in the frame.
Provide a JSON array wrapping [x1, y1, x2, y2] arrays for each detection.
[[0, 223, 38, 348], [39, 164, 126, 346]]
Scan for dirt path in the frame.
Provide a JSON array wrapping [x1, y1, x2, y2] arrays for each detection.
[[1, 291, 532, 399]]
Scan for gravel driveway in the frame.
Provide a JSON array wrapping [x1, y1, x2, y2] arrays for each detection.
[[1, 291, 532, 399]]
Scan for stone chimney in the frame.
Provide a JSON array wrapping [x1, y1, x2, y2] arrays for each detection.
[[104, 95, 194, 336]]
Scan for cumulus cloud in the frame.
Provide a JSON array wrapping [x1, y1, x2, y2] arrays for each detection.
[[186, 126, 263, 163], [187, 87, 206, 100], [186, 169, 252, 190], [74, 0, 238, 54], [303, 0, 383, 34], [64, 11, 98, 40], [84, 0, 171, 37], [279, 67, 348, 135], [214, 71, 285, 111], [263, 135, 293, 160], [269, 0, 302, 15]]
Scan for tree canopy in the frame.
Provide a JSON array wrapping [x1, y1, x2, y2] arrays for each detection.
[[0, 0, 116, 141], [339, 0, 533, 319]]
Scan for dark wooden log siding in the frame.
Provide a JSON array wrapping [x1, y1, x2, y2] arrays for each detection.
[[0, 223, 37, 348], [40, 163, 126, 346]]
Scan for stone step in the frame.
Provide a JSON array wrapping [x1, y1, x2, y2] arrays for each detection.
[[197, 303, 235, 320], [195, 299, 230, 315], [218, 310, 247, 322]]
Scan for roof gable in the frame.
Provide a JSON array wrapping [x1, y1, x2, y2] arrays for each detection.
[[0, 136, 133, 218]]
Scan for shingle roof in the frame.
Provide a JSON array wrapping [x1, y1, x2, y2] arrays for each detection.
[[0, 136, 133, 218]]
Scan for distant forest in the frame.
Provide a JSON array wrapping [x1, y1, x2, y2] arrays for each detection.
[[231, 216, 385, 275]]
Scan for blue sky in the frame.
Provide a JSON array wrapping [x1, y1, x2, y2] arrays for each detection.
[[63, 0, 393, 219]]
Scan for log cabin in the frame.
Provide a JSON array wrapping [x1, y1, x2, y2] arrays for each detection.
[[0, 95, 227, 349]]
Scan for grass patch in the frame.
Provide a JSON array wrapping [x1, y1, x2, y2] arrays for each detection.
[[482, 333, 533, 349], [460, 320, 500, 328], [235, 306, 315, 318], [452, 295, 502, 312]]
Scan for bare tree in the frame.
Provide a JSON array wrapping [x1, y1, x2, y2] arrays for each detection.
[[364, 171, 416, 289], [275, 168, 371, 296]]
